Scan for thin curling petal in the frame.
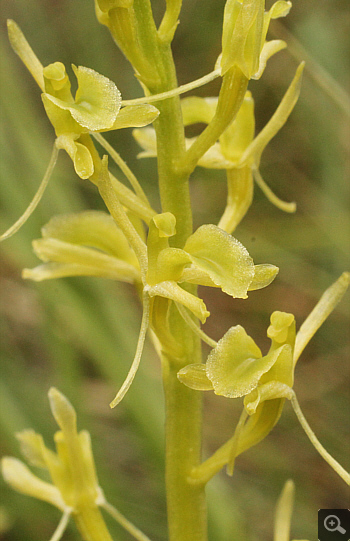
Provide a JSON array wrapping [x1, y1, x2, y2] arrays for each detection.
[[290, 393, 350, 485], [294, 272, 350, 364], [253, 168, 296, 213], [0, 145, 59, 242], [110, 293, 150, 408], [7, 20, 45, 90], [49, 510, 72, 541], [253, 39, 287, 80], [240, 63, 305, 168]]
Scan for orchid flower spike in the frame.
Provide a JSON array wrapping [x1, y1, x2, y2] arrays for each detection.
[[179, 272, 350, 484], [1, 388, 153, 541], [1, 20, 158, 242]]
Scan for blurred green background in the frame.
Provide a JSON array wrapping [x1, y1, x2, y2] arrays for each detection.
[[0, 1, 349, 540]]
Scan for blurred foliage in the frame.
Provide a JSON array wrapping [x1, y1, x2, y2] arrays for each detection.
[[0, 1, 349, 540]]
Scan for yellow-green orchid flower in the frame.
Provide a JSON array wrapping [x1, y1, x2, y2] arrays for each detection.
[[133, 63, 304, 234], [1, 20, 158, 242], [178, 272, 350, 485], [1, 388, 152, 541], [7, 19, 159, 180], [220, 0, 292, 79], [23, 156, 278, 409]]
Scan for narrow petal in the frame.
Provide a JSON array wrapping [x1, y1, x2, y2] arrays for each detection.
[[23, 260, 139, 283], [41, 211, 139, 266], [248, 264, 279, 291], [48, 388, 77, 437], [273, 480, 295, 541], [294, 272, 350, 364], [0, 145, 59, 242], [108, 104, 159, 130], [240, 63, 305, 168], [110, 294, 150, 408], [177, 364, 214, 391], [253, 168, 296, 212], [30, 238, 140, 282], [16, 430, 47, 469], [7, 20, 45, 90], [252, 39, 287, 80], [1, 457, 66, 510], [147, 281, 210, 323], [55, 135, 94, 179]]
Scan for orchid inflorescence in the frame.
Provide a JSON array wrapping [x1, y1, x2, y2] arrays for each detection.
[[2, 1, 349, 540]]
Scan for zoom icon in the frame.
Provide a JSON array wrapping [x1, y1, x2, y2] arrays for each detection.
[[319, 509, 350, 540]]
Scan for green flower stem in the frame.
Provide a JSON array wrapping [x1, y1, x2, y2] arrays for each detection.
[[132, 3, 208, 538], [153, 50, 209, 541], [290, 393, 350, 485], [178, 67, 249, 176], [162, 356, 208, 541]]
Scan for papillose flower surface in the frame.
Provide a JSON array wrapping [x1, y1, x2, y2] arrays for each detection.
[[178, 272, 350, 484]]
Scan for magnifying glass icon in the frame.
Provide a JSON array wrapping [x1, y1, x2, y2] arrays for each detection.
[[324, 515, 346, 534]]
